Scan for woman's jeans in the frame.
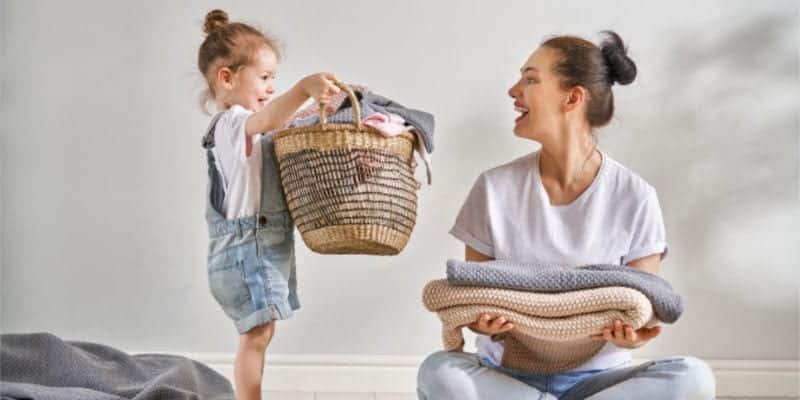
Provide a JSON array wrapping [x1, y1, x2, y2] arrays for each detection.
[[417, 351, 716, 400]]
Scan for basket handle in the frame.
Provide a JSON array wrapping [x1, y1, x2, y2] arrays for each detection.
[[319, 79, 362, 130]]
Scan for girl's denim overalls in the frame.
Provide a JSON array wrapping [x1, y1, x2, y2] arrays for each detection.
[[202, 113, 300, 334]]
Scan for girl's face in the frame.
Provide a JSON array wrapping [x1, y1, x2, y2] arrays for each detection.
[[508, 46, 570, 142], [225, 46, 277, 112]]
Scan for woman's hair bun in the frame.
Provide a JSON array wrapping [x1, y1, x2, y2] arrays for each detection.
[[600, 30, 637, 85], [203, 9, 229, 35]]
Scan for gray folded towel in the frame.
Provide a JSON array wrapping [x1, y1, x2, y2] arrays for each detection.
[[446, 259, 683, 323]]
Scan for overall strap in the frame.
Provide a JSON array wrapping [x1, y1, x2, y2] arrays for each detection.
[[201, 112, 225, 149], [203, 112, 226, 214]]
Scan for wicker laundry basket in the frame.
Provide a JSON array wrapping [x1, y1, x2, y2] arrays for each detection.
[[272, 81, 417, 255]]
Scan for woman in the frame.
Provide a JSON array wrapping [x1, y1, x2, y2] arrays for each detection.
[[417, 31, 716, 399]]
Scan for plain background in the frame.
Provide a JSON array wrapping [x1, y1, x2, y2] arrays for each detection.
[[1, 0, 798, 364]]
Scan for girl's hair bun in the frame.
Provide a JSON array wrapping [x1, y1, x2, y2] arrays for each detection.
[[203, 9, 229, 35]]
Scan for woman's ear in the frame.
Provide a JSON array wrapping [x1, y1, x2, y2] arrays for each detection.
[[563, 86, 587, 113]]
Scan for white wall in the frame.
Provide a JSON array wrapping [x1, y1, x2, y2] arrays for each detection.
[[0, 1, 6, 328], [1, 0, 798, 364]]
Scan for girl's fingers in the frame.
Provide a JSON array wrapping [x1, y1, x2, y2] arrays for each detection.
[[602, 328, 614, 341], [326, 81, 340, 94]]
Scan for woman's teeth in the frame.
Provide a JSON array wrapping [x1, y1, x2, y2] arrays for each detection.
[[515, 106, 528, 123]]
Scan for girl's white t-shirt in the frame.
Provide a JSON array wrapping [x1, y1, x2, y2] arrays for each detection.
[[449, 149, 669, 372], [212, 105, 264, 219]]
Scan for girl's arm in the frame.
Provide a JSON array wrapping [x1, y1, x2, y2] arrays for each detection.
[[245, 72, 338, 136]]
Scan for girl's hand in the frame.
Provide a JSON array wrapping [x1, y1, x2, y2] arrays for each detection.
[[411, 159, 422, 190], [300, 72, 340, 108], [590, 320, 662, 349], [245, 73, 339, 135], [467, 313, 515, 336]]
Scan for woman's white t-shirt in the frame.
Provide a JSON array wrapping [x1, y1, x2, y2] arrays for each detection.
[[212, 105, 264, 219], [449, 149, 669, 371]]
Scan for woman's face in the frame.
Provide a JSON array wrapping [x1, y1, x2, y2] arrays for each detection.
[[508, 46, 570, 141]]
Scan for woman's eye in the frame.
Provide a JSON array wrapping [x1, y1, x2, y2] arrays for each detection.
[[526, 78, 536, 84]]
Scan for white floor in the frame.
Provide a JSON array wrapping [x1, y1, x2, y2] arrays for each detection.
[[261, 393, 791, 400], [264, 394, 413, 400], [191, 353, 799, 400]]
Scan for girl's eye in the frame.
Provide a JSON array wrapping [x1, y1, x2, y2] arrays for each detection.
[[262, 74, 273, 80], [526, 78, 537, 84]]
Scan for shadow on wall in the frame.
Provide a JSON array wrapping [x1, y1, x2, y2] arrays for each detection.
[[627, 11, 799, 317]]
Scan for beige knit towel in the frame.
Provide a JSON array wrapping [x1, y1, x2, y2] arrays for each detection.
[[422, 279, 657, 373]]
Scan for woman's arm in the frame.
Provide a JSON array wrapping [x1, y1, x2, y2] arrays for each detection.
[[465, 245, 494, 262], [590, 253, 665, 348], [626, 253, 661, 274], [464, 246, 515, 337]]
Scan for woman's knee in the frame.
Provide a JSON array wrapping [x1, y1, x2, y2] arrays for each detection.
[[417, 351, 479, 399], [418, 351, 460, 384], [677, 356, 716, 399]]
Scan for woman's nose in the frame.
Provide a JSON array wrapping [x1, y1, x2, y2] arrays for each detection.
[[508, 83, 518, 99]]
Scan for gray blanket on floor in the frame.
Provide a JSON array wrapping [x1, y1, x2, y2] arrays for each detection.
[[446, 259, 683, 323], [0, 332, 234, 400]]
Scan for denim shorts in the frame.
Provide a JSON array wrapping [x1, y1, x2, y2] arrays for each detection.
[[207, 212, 300, 334]]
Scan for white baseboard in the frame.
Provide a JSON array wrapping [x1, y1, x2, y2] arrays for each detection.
[[176, 353, 799, 398]]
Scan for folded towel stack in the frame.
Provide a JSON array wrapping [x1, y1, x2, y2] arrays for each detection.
[[422, 259, 683, 373]]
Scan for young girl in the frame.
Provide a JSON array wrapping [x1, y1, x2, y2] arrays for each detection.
[[197, 9, 339, 400]]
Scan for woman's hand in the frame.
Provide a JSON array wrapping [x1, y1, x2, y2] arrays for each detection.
[[300, 72, 340, 108], [467, 313, 515, 336], [590, 319, 662, 349]]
